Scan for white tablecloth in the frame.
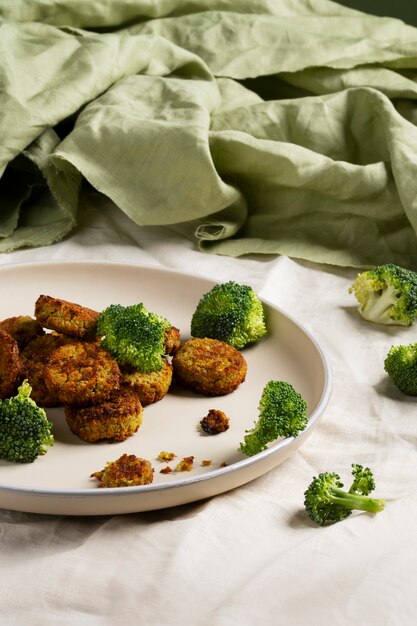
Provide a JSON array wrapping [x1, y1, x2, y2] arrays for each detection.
[[0, 193, 416, 626]]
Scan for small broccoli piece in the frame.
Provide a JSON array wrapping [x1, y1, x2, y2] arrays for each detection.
[[304, 464, 385, 526], [190, 280, 267, 350], [97, 303, 171, 372], [0, 380, 54, 463], [239, 380, 308, 456], [348, 263, 417, 326], [384, 342, 417, 395]]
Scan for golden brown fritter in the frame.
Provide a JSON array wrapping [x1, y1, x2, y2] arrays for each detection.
[[34, 295, 100, 338], [200, 408, 230, 434], [91, 453, 154, 487], [0, 315, 44, 349], [0, 329, 23, 399], [164, 326, 181, 355], [65, 387, 143, 443], [44, 341, 121, 406], [121, 358, 173, 406], [20, 333, 76, 407], [172, 337, 247, 396]]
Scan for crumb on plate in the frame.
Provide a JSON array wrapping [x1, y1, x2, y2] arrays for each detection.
[[200, 409, 230, 434], [175, 456, 194, 472], [157, 450, 177, 462]]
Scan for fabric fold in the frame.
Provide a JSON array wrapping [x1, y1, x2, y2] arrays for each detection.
[[1, 0, 417, 267]]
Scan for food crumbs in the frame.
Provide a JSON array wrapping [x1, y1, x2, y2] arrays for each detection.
[[175, 456, 194, 472], [201, 459, 213, 467], [157, 451, 177, 462], [160, 466, 173, 474]]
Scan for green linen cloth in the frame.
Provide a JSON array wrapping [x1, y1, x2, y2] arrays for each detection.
[[1, 0, 417, 267]]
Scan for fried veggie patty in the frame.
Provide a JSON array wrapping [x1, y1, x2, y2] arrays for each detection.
[[0, 329, 22, 399], [0, 315, 44, 349], [65, 387, 143, 442], [91, 453, 154, 487], [44, 341, 121, 406], [122, 358, 173, 406], [172, 337, 247, 396], [164, 326, 181, 355], [35, 295, 100, 338], [20, 333, 75, 406]]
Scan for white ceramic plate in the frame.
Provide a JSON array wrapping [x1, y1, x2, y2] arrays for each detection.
[[0, 261, 332, 515]]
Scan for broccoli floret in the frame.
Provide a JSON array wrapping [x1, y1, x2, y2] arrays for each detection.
[[0, 380, 54, 463], [190, 280, 267, 350], [304, 464, 385, 526], [384, 342, 417, 395], [349, 263, 417, 326], [239, 380, 308, 456], [97, 303, 171, 372]]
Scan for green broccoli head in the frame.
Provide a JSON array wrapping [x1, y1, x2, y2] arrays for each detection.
[[349, 263, 417, 326], [304, 464, 385, 526], [384, 342, 417, 395], [97, 303, 171, 372], [0, 380, 54, 463], [349, 463, 376, 496], [239, 380, 308, 456], [190, 281, 267, 350]]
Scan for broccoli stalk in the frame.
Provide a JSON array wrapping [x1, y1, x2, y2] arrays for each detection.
[[239, 380, 308, 456], [304, 464, 385, 526], [191, 280, 267, 350], [384, 342, 417, 395], [97, 303, 171, 372], [349, 263, 417, 326], [0, 380, 54, 463]]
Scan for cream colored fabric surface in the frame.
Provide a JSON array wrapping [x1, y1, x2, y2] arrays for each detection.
[[0, 194, 416, 625]]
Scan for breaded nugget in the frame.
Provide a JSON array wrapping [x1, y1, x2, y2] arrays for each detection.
[[34, 295, 100, 338], [164, 326, 181, 355], [65, 387, 143, 443], [91, 453, 154, 487], [0, 329, 23, 399], [0, 315, 44, 349], [44, 341, 121, 406], [172, 337, 247, 396], [20, 333, 75, 406], [121, 358, 173, 406]]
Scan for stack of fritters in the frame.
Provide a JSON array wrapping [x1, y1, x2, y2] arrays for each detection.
[[0, 295, 177, 443]]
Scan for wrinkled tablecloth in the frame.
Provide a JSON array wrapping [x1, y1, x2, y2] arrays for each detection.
[[1, 0, 417, 268], [0, 194, 416, 626]]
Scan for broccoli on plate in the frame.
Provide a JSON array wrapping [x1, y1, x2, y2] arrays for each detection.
[[97, 303, 171, 372], [191, 280, 267, 350], [239, 380, 308, 456], [349, 263, 417, 326], [0, 380, 54, 463], [304, 464, 385, 526], [384, 342, 417, 395]]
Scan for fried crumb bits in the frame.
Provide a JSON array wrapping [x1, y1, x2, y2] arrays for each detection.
[[90, 453, 154, 488], [175, 456, 194, 472], [160, 466, 173, 474], [157, 451, 177, 462], [201, 459, 213, 467], [200, 409, 230, 434]]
